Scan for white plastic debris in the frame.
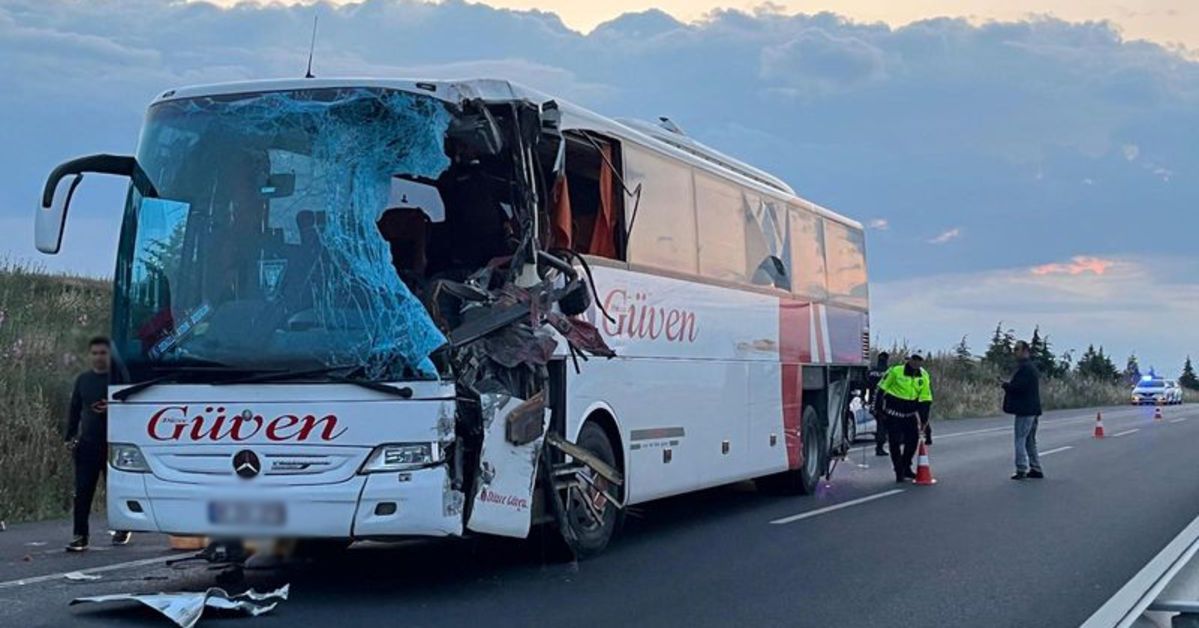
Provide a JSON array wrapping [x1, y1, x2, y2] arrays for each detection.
[[70, 584, 289, 628], [64, 571, 102, 582]]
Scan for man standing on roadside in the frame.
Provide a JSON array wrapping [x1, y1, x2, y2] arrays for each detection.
[[1003, 341, 1043, 480], [64, 336, 131, 551]]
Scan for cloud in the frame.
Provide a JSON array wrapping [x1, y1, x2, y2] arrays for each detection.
[[871, 255, 1199, 376], [1031, 256, 1117, 276], [760, 27, 889, 94], [868, 218, 889, 230], [928, 228, 962, 244]]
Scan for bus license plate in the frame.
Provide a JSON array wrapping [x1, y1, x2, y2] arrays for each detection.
[[207, 501, 286, 527]]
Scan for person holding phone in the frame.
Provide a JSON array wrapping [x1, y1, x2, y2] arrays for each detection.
[[64, 336, 131, 551], [1003, 341, 1043, 480]]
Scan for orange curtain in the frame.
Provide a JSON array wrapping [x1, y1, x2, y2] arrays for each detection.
[[550, 174, 572, 250], [588, 143, 617, 258]]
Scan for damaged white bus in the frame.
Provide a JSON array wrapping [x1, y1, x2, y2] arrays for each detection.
[[36, 78, 870, 561]]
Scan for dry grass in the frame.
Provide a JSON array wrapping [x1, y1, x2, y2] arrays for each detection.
[[919, 350, 1133, 420], [0, 261, 110, 522]]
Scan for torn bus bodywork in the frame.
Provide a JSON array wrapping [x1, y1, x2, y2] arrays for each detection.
[[405, 93, 620, 548]]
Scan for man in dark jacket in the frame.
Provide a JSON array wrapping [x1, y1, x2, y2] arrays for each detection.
[[1002, 341, 1043, 480], [64, 336, 131, 551], [867, 352, 890, 456]]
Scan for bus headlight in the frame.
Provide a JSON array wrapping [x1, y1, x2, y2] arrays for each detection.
[[109, 444, 150, 473], [359, 443, 441, 473]]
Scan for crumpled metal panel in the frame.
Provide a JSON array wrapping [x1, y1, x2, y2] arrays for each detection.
[[71, 584, 289, 628], [466, 392, 547, 538]]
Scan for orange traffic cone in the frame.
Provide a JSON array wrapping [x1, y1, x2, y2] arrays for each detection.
[[1094, 412, 1106, 438], [1154, 406, 1163, 421], [913, 439, 936, 485]]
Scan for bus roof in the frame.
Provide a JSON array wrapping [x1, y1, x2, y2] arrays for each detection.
[[153, 77, 863, 230]]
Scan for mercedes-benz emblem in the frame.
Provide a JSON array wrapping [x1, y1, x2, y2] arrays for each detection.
[[233, 450, 260, 479]]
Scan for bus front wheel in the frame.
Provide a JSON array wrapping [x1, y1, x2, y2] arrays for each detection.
[[557, 422, 623, 560]]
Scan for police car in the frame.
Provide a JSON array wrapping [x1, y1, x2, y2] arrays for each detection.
[[848, 392, 879, 441], [1131, 377, 1183, 405]]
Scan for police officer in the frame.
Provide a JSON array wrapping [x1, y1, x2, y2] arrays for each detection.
[[877, 353, 934, 483], [867, 352, 891, 456]]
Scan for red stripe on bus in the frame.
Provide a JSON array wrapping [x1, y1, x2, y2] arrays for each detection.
[[779, 298, 811, 469], [781, 363, 802, 469], [778, 299, 812, 363]]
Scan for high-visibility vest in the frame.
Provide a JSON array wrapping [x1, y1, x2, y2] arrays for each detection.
[[878, 364, 933, 403]]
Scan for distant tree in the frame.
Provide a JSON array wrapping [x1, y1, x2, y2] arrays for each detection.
[[953, 336, 972, 364], [1077, 346, 1120, 383], [1181, 356, 1199, 390], [983, 322, 1016, 372], [1058, 349, 1075, 375], [1123, 354, 1142, 385], [1029, 326, 1061, 377], [1076, 345, 1119, 382], [1099, 347, 1120, 382]]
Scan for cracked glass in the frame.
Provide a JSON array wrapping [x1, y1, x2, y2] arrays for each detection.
[[113, 87, 451, 380]]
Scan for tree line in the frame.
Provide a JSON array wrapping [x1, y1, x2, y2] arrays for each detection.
[[955, 323, 1199, 390]]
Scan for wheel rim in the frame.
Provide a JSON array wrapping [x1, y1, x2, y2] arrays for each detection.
[[565, 468, 609, 533]]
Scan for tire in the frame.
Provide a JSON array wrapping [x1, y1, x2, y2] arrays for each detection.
[[557, 422, 622, 560], [845, 409, 858, 445], [756, 404, 826, 496]]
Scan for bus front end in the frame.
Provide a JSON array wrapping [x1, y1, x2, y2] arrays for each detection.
[[106, 382, 464, 540], [37, 80, 620, 549]]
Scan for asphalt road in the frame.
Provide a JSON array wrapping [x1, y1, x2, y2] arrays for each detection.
[[3, 403, 1199, 627]]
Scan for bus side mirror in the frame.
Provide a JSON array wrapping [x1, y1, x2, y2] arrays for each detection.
[[35, 154, 157, 255], [36, 173, 82, 254]]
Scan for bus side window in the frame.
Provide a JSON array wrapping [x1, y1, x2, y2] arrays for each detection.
[[825, 221, 869, 309], [623, 145, 698, 273], [558, 133, 623, 260], [745, 193, 790, 291], [694, 172, 749, 283], [789, 207, 828, 300]]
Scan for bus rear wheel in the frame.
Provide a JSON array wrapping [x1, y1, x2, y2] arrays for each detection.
[[556, 422, 622, 560], [758, 405, 826, 495]]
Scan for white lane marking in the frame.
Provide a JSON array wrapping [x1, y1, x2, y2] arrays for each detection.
[[936, 426, 1010, 439], [0, 555, 171, 590], [1112, 428, 1140, 438], [770, 489, 905, 525], [1040, 445, 1073, 456], [1169, 417, 1188, 424]]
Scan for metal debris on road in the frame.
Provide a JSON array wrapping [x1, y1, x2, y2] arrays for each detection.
[[64, 571, 102, 582], [70, 584, 290, 628], [25, 541, 47, 547]]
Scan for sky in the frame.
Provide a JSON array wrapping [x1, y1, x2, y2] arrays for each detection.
[[2, 0, 1197, 374], [208, 0, 1199, 51]]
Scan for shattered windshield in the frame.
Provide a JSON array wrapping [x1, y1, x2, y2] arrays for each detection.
[[113, 87, 452, 381]]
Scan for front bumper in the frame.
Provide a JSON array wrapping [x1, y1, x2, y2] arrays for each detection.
[[107, 466, 463, 539]]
